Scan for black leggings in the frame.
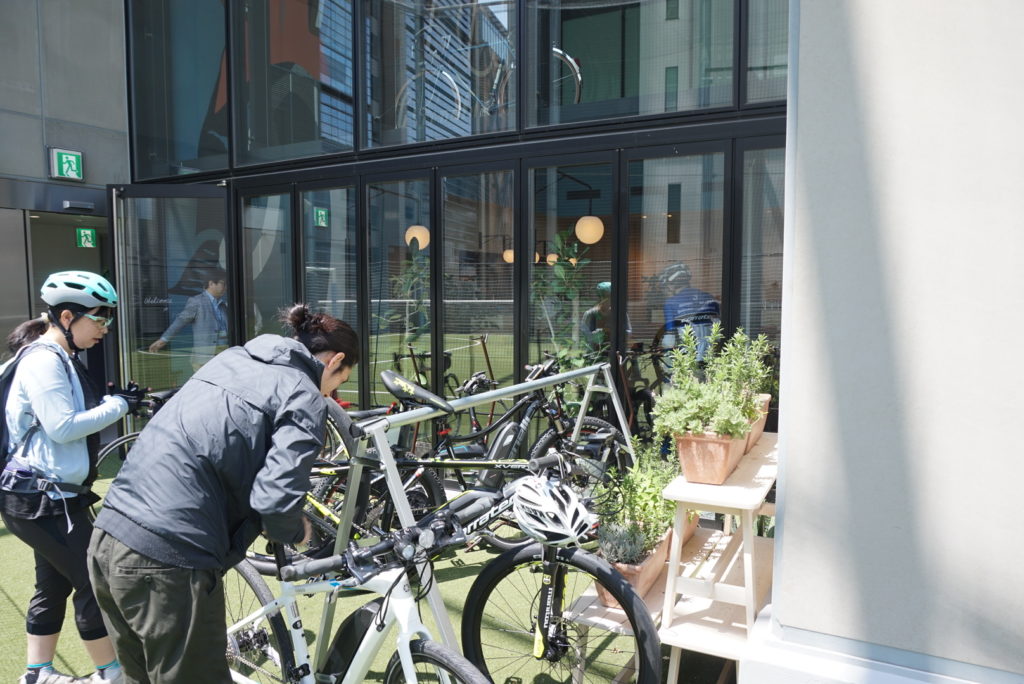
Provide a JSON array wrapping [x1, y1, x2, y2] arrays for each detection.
[[1, 508, 108, 640]]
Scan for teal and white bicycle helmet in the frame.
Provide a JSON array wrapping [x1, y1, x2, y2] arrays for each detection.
[[513, 476, 595, 548], [41, 270, 118, 308]]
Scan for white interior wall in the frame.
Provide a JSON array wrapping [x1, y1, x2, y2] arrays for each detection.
[[775, 0, 1024, 676]]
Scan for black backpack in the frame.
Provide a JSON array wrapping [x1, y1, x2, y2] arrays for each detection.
[[0, 344, 60, 470]]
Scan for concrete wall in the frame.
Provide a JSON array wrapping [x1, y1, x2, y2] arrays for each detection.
[[751, 1, 1024, 681], [0, 0, 128, 188]]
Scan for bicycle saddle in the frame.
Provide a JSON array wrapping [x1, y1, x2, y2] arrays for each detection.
[[380, 370, 455, 414]]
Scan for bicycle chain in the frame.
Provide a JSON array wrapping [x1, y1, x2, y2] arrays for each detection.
[[228, 650, 286, 683]]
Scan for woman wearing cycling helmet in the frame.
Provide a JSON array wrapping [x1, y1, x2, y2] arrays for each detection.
[[1, 271, 141, 684], [89, 304, 358, 684]]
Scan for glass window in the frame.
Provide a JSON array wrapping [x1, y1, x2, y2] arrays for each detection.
[[368, 178, 431, 404], [529, 163, 613, 366], [130, 1, 229, 179], [232, 0, 355, 165], [441, 170, 515, 395], [625, 153, 725, 376], [117, 195, 228, 391], [242, 193, 294, 338], [302, 186, 361, 406], [740, 147, 784, 345], [746, 0, 788, 103], [365, 0, 517, 147], [527, 0, 733, 126]]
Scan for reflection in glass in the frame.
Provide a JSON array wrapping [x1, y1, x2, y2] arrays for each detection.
[[442, 171, 515, 395], [233, 0, 355, 165], [365, 0, 516, 147], [740, 148, 784, 345], [242, 194, 294, 339], [119, 196, 228, 391], [130, 1, 229, 178], [528, 0, 733, 127], [747, 0, 789, 103], [625, 154, 724, 381], [368, 179, 431, 404], [529, 164, 613, 366], [302, 187, 360, 406]]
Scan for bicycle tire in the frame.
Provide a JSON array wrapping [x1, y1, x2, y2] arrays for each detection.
[[94, 432, 140, 481], [382, 639, 490, 684], [529, 416, 632, 470], [480, 417, 627, 552], [246, 463, 446, 575], [224, 560, 295, 683], [461, 543, 661, 684]]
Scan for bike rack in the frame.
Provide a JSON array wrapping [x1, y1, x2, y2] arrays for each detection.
[[316, 361, 632, 665]]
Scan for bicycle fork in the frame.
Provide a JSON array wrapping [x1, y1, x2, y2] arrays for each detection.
[[532, 547, 569, 662]]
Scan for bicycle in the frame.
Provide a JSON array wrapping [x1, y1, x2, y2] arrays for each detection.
[[281, 358, 628, 558], [423, 449, 661, 684], [285, 364, 658, 682], [225, 509, 489, 683]]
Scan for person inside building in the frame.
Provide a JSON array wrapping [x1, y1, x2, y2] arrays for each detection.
[[659, 263, 721, 360], [1, 271, 145, 684], [147, 266, 229, 370], [580, 281, 632, 358], [88, 304, 359, 683]]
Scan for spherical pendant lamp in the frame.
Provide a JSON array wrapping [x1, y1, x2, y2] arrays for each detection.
[[574, 215, 604, 244]]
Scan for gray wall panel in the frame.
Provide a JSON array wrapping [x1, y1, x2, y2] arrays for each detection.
[[0, 209, 32, 345], [775, 0, 1024, 676], [0, 0, 42, 116], [0, 112, 45, 178], [40, 0, 127, 131]]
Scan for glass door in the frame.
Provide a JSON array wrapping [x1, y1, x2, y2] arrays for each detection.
[[111, 184, 229, 401]]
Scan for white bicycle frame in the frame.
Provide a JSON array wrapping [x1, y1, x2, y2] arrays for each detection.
[[323, 361, 632, 658], [228, 565, 448, 684]]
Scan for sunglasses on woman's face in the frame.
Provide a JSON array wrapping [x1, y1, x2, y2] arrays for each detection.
[[82, 313, 115, 328]]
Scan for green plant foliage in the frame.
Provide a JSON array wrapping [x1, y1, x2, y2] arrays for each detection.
[[652, 324, 776, 439], [597, 522, 648, 565], [596, 440, 678, 563]]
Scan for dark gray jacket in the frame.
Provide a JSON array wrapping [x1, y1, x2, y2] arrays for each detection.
[[96, 335, 327, 571]]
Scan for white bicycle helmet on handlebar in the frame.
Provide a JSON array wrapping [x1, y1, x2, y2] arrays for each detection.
[[513, 476, 595, 548]]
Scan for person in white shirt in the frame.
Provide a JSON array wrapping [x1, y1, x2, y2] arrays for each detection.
[[1, 271, 143, 684]]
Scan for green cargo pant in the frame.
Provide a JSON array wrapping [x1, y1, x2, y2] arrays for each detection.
[[87, 529, 232, 684]]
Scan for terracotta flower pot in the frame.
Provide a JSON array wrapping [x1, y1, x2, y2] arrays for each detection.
[[744, 393, 772, 454], [675, 432, 746, 485], [596, 529, 671, 609]]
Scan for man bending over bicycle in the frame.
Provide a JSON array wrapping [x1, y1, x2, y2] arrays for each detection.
[[87, 305, 359, 683]]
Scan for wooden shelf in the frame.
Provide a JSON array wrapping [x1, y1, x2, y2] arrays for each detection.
[[660, 530, 773, 660], [659, 434, 779, 678], [662, 433, 778, 512]]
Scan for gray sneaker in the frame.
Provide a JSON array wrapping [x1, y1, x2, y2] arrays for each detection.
[[82, 670, 123, 684], [16, 668, 79, 684]]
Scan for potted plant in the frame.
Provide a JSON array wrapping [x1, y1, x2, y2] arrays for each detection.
[[594, 442, 698, 607], [652, 324, 775, 484]]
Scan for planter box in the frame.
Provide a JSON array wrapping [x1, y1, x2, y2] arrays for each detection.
[[596, 530, 671, 609], [744, 393, 773, 454], [675, 432, 746, 485]]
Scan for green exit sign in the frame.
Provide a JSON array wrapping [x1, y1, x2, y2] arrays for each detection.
[[76, 227, 97, 248], [49, 148, 84, 182], [314, 206, 330, 228]]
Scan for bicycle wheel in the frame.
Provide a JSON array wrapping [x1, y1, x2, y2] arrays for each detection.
[[383, 639, 490, 684], [528, 417, 628, 466], [364, 465, 447, 534], [247, 463, 447, 575], [224, 560, 294, 683], [462, 543, 661, 684], [94, 432, 140, 482]]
